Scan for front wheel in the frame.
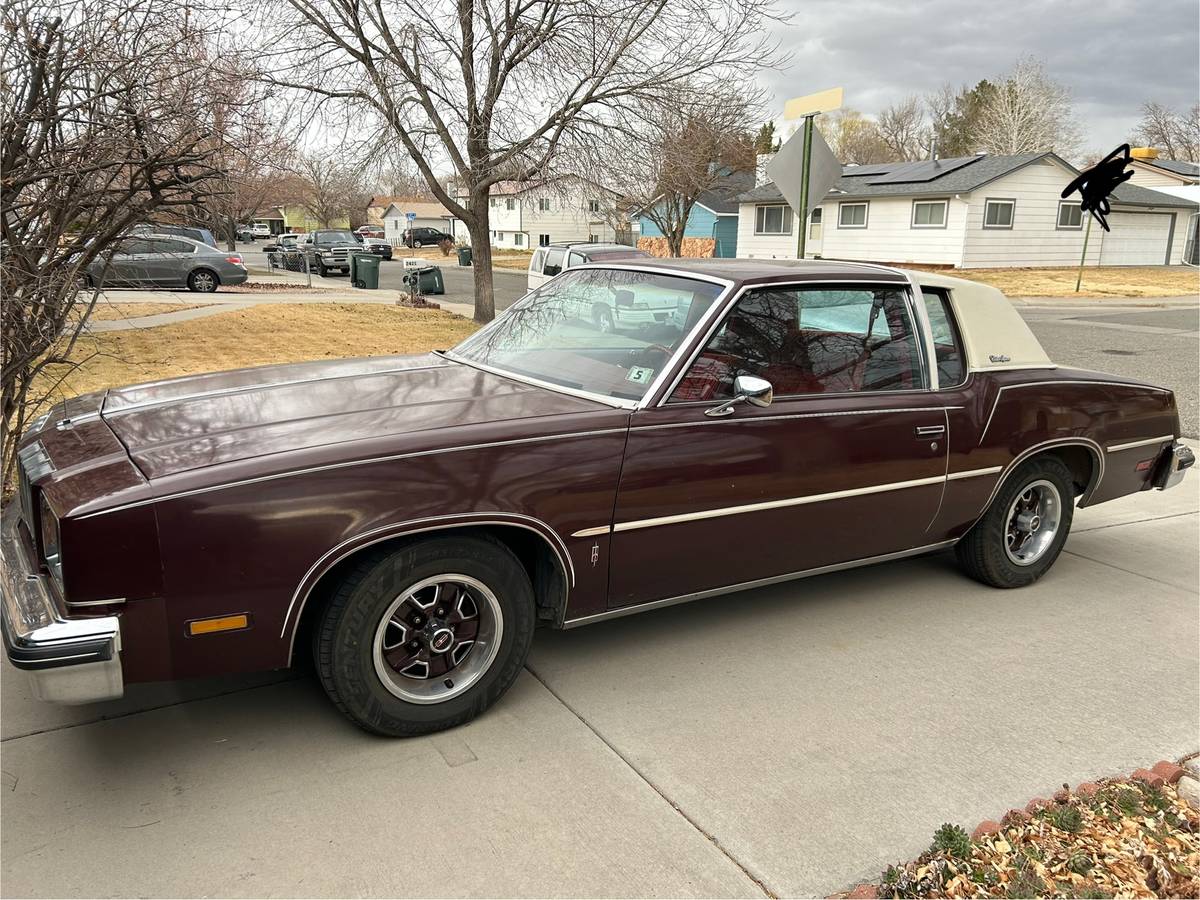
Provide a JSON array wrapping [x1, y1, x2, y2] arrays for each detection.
[[955, 456, 1075, 588], [592, 304, 615, 334], [314, 535, 536, 736]]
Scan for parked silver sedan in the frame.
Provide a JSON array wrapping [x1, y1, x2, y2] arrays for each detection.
[[85, 234, 248, 292]]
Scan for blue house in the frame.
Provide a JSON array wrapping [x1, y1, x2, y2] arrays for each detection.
[[636, 169, 755, 257]]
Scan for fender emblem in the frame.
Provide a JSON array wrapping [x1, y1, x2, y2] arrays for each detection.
[[989, 354, 1011, 363]]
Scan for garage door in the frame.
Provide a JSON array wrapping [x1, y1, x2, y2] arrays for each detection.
[[1099, 212, 1174, 265]]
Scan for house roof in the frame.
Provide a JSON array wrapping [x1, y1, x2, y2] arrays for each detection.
[[696, 170, 757, 215], [738, 153, 1199, 209], [381, 201, 453, 219], [1133, 158, 1199, 180]]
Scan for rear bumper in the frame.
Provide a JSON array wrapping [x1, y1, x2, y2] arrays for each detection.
[[1, 506, 123, 704], [1153, 441, 1195, 491]]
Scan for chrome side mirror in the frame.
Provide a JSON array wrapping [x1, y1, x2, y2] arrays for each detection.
[[704, 375, 774, 418]]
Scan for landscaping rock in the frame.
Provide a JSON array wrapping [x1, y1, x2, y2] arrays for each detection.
[[847, 884, 878, 899], [1075, 782, 1101, 798], [1152, 760, 1186, 784], [1178, 775, 1200, 812], [1183, 757, 1200, 780], [1025, 797, 1051, 814], [1053, 787, 1070, 802], [972, 820, 1001, 839], [1001, 808, 1031, 826], [1132, 768, 1165, 789]]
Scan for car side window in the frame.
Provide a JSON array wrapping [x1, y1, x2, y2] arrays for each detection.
[[529, 249, 546, 273], [158, 238, 194, 254], [567, 251, 586, 268], [671, 286, 924, 402], [543, 248, 565, 277], [921, 289, 966, 387]]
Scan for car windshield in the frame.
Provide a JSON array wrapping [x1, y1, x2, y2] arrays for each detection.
[[449, 267, 726, 403], [315, 230, 357, 242]]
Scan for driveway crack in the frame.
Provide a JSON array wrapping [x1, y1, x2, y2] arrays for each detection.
[[524, 663, 776, 899]]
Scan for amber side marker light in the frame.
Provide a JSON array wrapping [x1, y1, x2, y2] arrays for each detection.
[[187, 614, 251, 637]]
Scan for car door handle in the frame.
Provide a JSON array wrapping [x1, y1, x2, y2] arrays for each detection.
[[915, 425, 945, 437]]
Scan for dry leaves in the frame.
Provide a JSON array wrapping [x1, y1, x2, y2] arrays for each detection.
[[878, 780, 1199, 899]]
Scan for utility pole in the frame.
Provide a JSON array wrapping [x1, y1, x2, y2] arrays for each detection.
[[1075, 214, 1093, 293]]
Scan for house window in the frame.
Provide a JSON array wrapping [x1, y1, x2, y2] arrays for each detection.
[[911, 199, 948, 228], [513, 232, 524, 246], [588, 200, 601, 213], [983, 199, 1015, 229], [754, 205, 793, 235], [588, 233, 599, 243], [538, 198, 552, 212], [838, 202, 868, 228], [489, 198, 497, 208], [809, 207, 822, 241], [505, 198, 516, 211], [538, 234, 550, 246], [497, 232, 505, 240], [1056, 201, 1084, 230]]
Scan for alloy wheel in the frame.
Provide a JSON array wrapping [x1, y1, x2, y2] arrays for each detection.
[[371, 574, 503, 704], [1004, 479, 1062, 566]]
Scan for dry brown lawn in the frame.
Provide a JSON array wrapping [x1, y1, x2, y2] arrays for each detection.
[[43, 303, 481, 403], [951, 266, 1199, 298], [395, 245, 534, 271]]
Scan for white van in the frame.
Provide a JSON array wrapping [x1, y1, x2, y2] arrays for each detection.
[[527, 242, 650, 290]]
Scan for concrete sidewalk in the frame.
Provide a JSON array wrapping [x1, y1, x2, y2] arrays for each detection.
[[2, 462, 1196, 898]]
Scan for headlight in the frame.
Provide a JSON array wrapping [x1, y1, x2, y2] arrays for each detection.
[[39, 494, 63, 588]]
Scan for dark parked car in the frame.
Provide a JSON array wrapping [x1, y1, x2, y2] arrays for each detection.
[[85, 235, 247, 292], [300, 229, 362, 276], [361, 237, 393, 260], [4, 260, 1192, 735], [402, 226, 453, 248]]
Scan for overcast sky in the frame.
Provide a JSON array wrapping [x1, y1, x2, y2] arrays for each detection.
[[759, 0, 1200, 159]]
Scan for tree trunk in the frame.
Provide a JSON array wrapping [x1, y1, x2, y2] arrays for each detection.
[[466, 206, 495, 323], [667, 226, 685, 258], [225, 214, 237, 251]]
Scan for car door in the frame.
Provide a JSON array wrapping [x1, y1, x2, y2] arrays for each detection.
[[607, 281, 950, 609], [145, 237, 194, 286]]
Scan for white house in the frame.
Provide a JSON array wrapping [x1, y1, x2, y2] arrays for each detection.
[[736, 152, 1199, 268], [1125, 150, 1199, 189], [380, 200, 456, 245], [450, 177, 622, 249]]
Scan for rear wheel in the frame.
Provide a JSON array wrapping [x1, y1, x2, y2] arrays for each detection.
[[955, 456, 1075, 588], [314, 535, 536, 736], [187, 268, 219, 293]]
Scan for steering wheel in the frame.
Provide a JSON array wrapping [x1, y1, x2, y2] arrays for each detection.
[[629, 343, 673, 367]]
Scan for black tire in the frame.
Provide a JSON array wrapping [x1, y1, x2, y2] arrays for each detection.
[[955, 455, 1075, 588], [314, 535, 536, 737], [187, 268, 219, 293], [315, 258, 327, 277], [413, 240, 424, 248]]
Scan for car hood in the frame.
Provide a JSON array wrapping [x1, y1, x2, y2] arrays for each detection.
[[100, 353, 614, 482]]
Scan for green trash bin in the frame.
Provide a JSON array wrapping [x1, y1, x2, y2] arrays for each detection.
[[456, 246, 472, 267], [352, 253, 380, 289], [404, 265, 445, 295]]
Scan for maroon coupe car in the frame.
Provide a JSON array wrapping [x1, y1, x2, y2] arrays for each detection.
[[3, 259, 1192, 736]]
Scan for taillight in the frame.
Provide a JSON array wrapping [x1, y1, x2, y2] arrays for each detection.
[[226, 255, 244, 265]]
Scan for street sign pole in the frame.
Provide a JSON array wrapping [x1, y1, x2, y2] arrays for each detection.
[[796, 114, 815, 260], [1075, 214, 1093, 293]]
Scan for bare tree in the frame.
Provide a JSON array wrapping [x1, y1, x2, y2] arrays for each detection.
[[260, 0, 783, 322], [819, 109, 892, 164], [600, 86, 760, 257], [295, 156, 370, 228], [1, 0, 230, 479], [1132, 101, 1200, 161], [975, 56, 1081, 158], [878, 96, 927, 161]]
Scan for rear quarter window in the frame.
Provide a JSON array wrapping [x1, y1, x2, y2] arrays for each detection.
[[921, 289, 966, 387]]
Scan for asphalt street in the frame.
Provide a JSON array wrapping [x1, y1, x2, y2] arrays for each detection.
[[3, 472, 1196, 897]]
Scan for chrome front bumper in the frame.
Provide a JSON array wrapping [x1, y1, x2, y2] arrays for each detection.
[[1, 507, 123, 704], [1154, 441, 1195, 491]]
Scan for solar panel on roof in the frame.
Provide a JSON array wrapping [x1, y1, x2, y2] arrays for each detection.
[[841, 163, 896, 176], [868, 155, 982, 184]]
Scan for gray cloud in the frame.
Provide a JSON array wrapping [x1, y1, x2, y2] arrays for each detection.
[[758, 0, 1199, 158]]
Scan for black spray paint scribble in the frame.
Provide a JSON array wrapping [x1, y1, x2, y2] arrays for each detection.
[[1061, 144, 1134, 232]]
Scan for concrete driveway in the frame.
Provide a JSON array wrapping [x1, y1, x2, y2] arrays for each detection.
[[3, 466, 1197, 898]]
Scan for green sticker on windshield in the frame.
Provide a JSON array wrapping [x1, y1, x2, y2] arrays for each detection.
[[626, 366, 655, 385]]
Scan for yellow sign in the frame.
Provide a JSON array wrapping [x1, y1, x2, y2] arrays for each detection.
[[783, 87, 844, 120]]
